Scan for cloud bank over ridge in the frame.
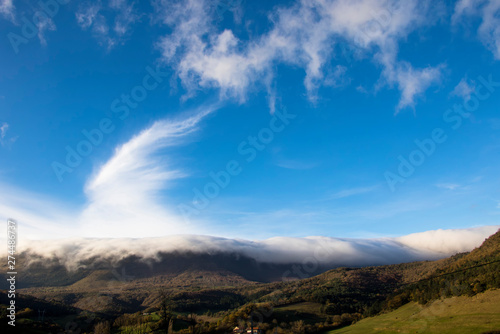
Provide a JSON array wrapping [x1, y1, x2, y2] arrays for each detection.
[[9, 225, 499, 270]]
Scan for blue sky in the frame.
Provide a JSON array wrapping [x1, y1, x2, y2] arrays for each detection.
[[0, 0, 499, 240]]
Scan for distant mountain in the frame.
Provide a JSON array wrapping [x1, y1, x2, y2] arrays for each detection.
[[2, 250, 335, 289], [1, 251, 330, 314]]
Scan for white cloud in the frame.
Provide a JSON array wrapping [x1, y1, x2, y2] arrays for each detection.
[[76, 3, 101, 29], [0, 122, 8, 139], [0, 122, 18, 147], [396, 226, 499, 255], [109, 0, 141, 36], [3, 226, 498, 270], [76, 0, 140, 49], [78, 106, 216, 237], [453, 0, 500, 59], [158, 0, 443, 111], [76, 3, 114, 49], [451, 77, 476, 101], [0, 0, 14, 21], [389, 62, 443, 112], [35, 15, 56, 46]]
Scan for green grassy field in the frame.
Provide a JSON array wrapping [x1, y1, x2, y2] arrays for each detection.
[[273, 302, 326, 324], [275, 301, 323, 314], [326, 289, 500, 334]]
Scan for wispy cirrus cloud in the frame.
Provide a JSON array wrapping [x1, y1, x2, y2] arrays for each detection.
[[76, 0, 140, 50], [157, 0, 443, 112], [453, 0, 500, 59], [36, 15, 56, 46], [0, 107, 217, 239], [436, 183, 461, 190], [0, 122, 8, 141], [329, 185, 379, 199], [451, 77, 476, 101], [0, 0, 14, 21], [0, 122, 18, 147], [109, 0, 140, 36], [76, 3, 101, 29], [274, 159, 318, 170], [78, 106, 216, 237], [388, 62, 444, 112]]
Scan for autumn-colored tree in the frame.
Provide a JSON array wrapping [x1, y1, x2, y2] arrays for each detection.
[[94, 321, 111, 334], [290, 320, 305, 334]]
